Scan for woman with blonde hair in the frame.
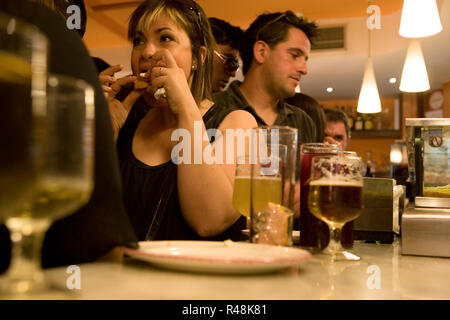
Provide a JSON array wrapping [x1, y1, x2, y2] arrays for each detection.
[[101, 0, 256, 241]]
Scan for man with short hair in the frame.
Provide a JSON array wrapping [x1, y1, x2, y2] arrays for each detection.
[[213, 11, 318, 145], [323, 108, 351, 151], [209, 17, 243, 93], [212, 11, 318, 217]]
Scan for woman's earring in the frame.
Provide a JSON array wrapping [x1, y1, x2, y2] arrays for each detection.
[[191, 64, 196, 71]]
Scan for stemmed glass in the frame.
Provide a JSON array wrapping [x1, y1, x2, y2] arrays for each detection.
[[308, 155, 364, 261], [0, 73, 95, 294], [0, 13, 47, 293]]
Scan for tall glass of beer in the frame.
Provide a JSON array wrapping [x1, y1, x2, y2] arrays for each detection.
[[232, 155, 252, 228], [249, 126, 297, 246], [308, 155, 364, 261], [299, 143, 339, 251]]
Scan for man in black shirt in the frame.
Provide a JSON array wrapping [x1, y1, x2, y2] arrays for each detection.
[[213, 11, 318, 217], [213, 10, 318, 145]]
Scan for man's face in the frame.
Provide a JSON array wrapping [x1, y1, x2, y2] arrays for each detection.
[[212, 44, 240, 92], [324, 121, 349, 151], [263, 27, 311, 99]]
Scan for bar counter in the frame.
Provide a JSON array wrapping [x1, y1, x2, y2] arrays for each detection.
[[3, 238, 449, 300]]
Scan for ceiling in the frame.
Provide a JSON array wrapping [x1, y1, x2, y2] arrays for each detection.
[[83, 0, 450, 100]]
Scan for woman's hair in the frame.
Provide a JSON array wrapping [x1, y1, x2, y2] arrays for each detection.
[[128, 0, 214, 104], [285, 93, 326, 142]]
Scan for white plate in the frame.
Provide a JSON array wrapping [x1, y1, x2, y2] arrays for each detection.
[[241, 230, 300, 244], [122, 240, 311, 274]]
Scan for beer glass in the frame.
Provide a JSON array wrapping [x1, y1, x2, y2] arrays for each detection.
[[0, 13, 47, 216], [232, 155, 252, 228], [0, 74, 95, 294], [249, 126, 297, 246], [308, 155, 364, 261], [0, 13, 46, 293], [250, 145, 293, 245], [299, 143, 339, 251]]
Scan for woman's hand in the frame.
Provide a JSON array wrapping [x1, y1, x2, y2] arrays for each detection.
[[99, 65, 144, 141], [149, 49, 198, 117]]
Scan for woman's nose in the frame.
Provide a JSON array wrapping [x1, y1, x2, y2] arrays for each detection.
[[141, 42, 156, 60]]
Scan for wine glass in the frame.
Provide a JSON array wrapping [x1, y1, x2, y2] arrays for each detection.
[[0, 73, 95, 294], [308, 154, 364, 261], [0, 13, 47, 293]]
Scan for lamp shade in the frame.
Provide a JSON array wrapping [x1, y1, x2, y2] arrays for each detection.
[[400, 39, 430, 92], [399, 0, 442, 38], [357, 57, 382, 114]]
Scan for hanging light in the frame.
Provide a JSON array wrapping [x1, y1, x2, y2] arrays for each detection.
[[399, 39, 430, 92], [357, 57, 382, 113], [357, 7, 382, 114], [399, 0, 442, 38]]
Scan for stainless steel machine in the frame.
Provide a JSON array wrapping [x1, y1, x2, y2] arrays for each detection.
[[402, 118, 450, 258]]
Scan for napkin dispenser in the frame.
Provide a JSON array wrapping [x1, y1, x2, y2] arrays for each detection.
[[354, 178, 401, 244], [401, 205, 450, 258]]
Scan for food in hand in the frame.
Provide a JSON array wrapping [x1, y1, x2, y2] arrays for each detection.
[[134, 79, 149, 90], [154, 87, 167, 99]]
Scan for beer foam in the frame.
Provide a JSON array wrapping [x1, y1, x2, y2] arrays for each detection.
[[310, 179, 363, 187]]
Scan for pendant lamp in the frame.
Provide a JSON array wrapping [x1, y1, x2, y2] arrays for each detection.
[[399, 0, 442, 38], [399, 39, 430, 92], [357, 23, 382, 114]]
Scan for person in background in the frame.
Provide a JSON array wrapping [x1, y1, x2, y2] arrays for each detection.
[[285, 92, 326, 142], [212, 11, 318, 217], [208, 17, 243, 93], [0, 0, 137, 274], [213, 10, 318, 143], [101, 0, 256, 241], [323, 107, 351, 151]]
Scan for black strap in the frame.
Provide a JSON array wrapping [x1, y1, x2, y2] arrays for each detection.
[[145, 164, 177, 241]]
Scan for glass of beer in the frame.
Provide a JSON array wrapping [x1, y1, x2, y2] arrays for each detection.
[[308, 155, 364, 261], [249, 126, 297, 246], [299, 143, 339, 251], [0, 13, 47, 293], [232, 155, 252, 228], [250, 145, 294, 245], [0, 73, 95, 294]]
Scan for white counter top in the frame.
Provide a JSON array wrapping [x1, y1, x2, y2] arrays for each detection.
[[3, 239, 450, 300]]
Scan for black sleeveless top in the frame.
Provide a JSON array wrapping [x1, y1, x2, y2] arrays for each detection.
[[116, 102, 246, 241]]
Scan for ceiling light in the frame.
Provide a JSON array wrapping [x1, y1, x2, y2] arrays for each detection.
[[357, 57, 382, 113], [326, 87, 333, 93], [400, 39, 430, 92], [389, 77, 397, 84], [357, 7, 382, 115], [399, 0, 442, 38]]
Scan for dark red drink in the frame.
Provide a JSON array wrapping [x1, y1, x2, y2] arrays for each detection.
[[298, 143, 355, 250], [299, 152, 330, 251]]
